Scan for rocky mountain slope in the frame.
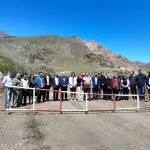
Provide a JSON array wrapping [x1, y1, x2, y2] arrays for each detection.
[[0, 35, 138, 74], [134, 61, 150, 72]]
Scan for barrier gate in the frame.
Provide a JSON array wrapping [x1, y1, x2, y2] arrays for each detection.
[[0, 84, 150, 113]]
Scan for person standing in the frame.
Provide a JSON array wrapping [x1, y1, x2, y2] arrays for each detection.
[[69, 72, 77, 101], [2, 70, 13, 109], [59, 72, 69, 101], [92, 72, 100, 100], [83, 73, 92, 100], [52, 73, 60, 101], [121, 75, 130, 100], [104, 73, 112, 101], [147, 72, 150, 101], [99, 72, 106, 99], [35, 72, 45, 103], [129, 71, 137, 100], [136, 69, 147, 101], [112, 74, 120, 100], [28, 74, 36, 104], [43, 72, 53, 101], [12, 73, 23, 107], [21, 74, 29, 106], [76, 75, 84, 101]]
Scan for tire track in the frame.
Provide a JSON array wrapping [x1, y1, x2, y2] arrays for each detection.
[[24, 114, 51, 150]]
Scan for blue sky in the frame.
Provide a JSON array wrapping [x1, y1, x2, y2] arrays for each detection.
[[0, 0, 150, 62]]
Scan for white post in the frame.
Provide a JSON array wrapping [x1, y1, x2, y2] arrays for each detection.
[[33, 88, 36, 111], [85, 93, 88, 112], [137, 94, 140, 109]]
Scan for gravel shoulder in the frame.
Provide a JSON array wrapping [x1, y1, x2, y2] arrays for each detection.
[[0, 100, 150, 150]]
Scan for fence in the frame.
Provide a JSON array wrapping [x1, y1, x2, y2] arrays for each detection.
[[0, 84, 150, 113]]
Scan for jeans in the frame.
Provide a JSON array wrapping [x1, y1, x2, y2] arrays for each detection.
[[138, 86, 145, 100], [6, 88, 12, 109]]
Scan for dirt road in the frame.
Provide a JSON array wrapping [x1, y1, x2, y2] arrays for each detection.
[[0, 109, 150, 150]]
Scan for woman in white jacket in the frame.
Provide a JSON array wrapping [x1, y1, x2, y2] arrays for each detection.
[[121, 75, 130, 100], [69, 72, 77, 101]]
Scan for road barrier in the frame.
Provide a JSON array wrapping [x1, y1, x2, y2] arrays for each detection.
[[0, 84, 150, 113]]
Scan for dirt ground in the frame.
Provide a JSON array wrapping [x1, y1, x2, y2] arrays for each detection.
[[1, 98, 150, 150], [1, 87, 150, 150]]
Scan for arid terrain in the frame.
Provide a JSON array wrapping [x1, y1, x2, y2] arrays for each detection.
[[1, 89, 150, 150], [1, 108, 150, 150]]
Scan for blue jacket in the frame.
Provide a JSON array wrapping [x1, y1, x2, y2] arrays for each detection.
[[59, 76, 69, 87], [92, 76, 100, 88], [136, 74, 147, 87], [35, 76, 45, 88]]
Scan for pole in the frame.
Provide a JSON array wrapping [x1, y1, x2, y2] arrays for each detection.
[[33, 88, 36, 111], [85, 93, 88, 113]]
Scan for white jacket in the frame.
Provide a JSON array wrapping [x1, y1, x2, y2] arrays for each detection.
[[69, 77, 77, 88]]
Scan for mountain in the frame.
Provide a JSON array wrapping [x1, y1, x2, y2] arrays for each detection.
[[0, 35, 139, 75], [0, 31, 9, 38], [134, 61, 146, 66], [134, 61, 150, 72]]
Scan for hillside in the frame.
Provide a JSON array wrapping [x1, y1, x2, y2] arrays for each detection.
[[134, 61, 150, 72], [0, 35, 139, 75]]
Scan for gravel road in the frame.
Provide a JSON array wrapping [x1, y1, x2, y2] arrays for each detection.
[[1, 106, 150, 150]]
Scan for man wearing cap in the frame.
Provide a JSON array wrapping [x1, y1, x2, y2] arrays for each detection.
[[2, 70, 13, 109]]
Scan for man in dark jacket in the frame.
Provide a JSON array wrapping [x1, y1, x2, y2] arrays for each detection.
[[99, 72, 106, 99], [59, 72, 69, 101], [104, 73, 112, 100], [136, 69, 147, 101], [129, 71, 137, 100], [43, 71, 53, 101], [52, 73, 59, 101], [92, 72, 100, 100]]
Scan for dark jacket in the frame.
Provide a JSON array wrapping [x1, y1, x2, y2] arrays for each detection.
[[52, 77, 59, 88], [76, 77, 84, 87], [92, 76, 100, 88], [43, 75, 53, 87], [28, 79, 36, 88], [136, 74, 147, 87], [100, 75, 106, 88], [129, 74, 137, 87], [104, 77, 112, 89]]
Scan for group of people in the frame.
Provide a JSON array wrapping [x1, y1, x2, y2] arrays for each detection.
[[1, 69, 150, 109]]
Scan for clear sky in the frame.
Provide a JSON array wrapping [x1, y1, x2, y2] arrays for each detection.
[[0, 0, 150, 62]]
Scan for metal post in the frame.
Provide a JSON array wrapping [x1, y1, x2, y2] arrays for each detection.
[[85, 93, 88, 113], [113, 94, 116, 112], [137, 94, 140, 109], [60, 90, 62, 114], [33, 88, 36, 111]]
